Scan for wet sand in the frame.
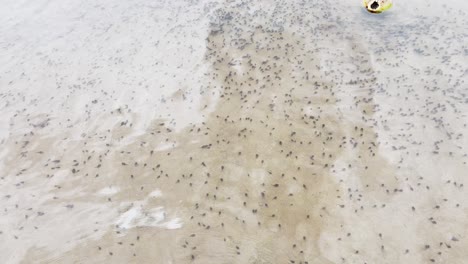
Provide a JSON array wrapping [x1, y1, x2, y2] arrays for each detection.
[[1, 0, 467, 263]]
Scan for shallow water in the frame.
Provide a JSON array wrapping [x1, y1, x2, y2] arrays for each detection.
[[0, 0, 467, 263]]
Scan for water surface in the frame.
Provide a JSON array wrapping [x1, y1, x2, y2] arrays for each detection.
[[0, 0, 467, 263]]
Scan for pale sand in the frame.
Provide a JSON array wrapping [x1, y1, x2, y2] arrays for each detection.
[[0, 0, 467, 263]]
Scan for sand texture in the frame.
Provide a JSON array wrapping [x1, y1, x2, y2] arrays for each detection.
[[0, 0, 467, 263]]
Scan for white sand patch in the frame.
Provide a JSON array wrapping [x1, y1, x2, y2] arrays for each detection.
[[149, 189, 163, 198], [116, 202, 182, 230], [155, 142, 177, 152], [97, 186, 120, 196]]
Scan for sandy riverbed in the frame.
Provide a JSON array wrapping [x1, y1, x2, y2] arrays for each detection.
[[0, 0, 467, 263]]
